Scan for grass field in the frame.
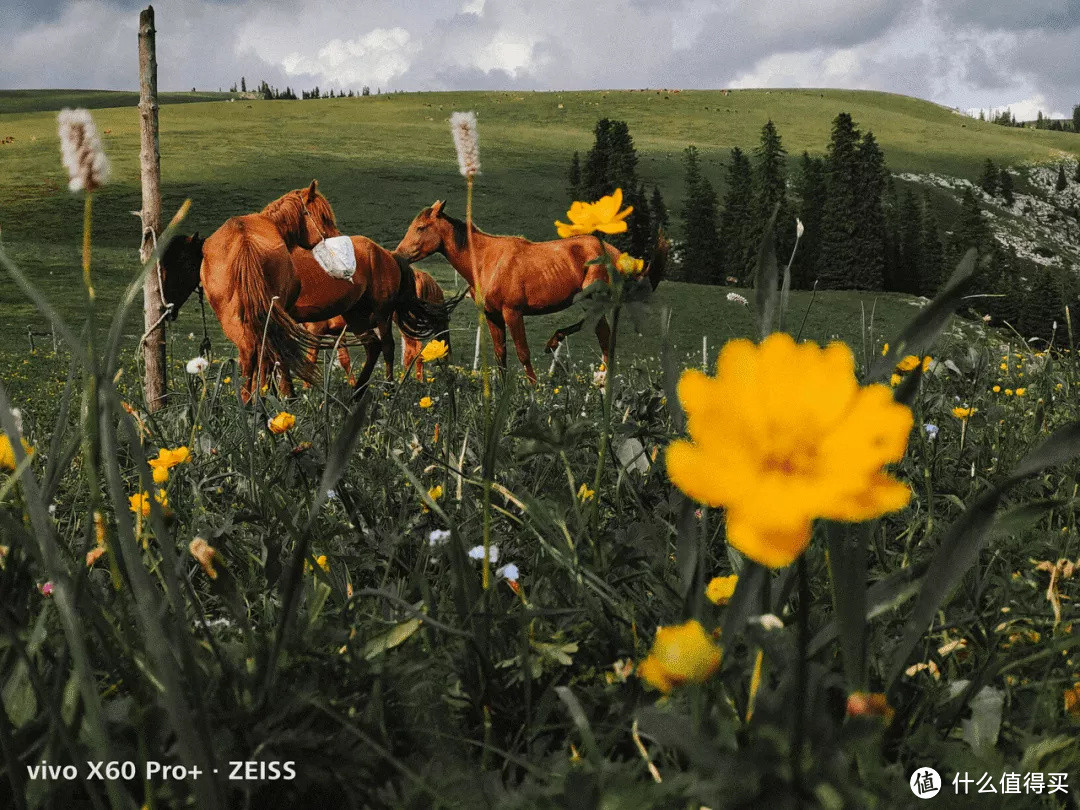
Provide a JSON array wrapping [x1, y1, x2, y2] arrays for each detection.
[[2, 87, 1076, 394]]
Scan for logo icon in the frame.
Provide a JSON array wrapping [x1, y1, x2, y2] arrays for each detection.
[[910, 767, 941, 799]]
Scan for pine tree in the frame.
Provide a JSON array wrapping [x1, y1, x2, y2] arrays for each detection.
[[792, 151, 826, 289], [241, 76, 247, 92], [979, 159, 999, 196], [1074, 162, 1080, 183], [748, 120, 793, 277], [1073, 105, 1080, 133], [581, 119, 645, 250], [718, 147, 754, 284], [851, 131, 887, 290], [567, 152, 581, 200], [999, 169, 1015, 205], [679, 146, 722, 285], [898, 189, 922, 293], [917, 194, 945, 297], [1057, 165, 1069, 191], [951, 187, 991, 267], [817, 113, 863, 289], [650, 186, 669, 234]]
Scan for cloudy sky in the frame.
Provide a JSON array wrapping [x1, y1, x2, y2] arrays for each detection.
[[3, 0, 1078, 119]]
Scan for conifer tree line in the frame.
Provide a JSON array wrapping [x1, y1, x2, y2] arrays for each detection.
[[568, 113, 1078, 345], [237, 79, 369, 100]]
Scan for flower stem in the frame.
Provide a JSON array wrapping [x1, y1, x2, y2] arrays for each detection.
[[792, 555, 810, 793]]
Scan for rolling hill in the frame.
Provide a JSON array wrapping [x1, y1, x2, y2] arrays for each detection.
[[1, 87, 1078, 395]]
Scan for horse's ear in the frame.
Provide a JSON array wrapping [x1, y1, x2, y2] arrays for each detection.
[[430, 200, 444, 217], [305, 180, 318, 202]]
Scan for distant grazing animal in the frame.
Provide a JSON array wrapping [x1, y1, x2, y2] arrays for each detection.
[[395, 201, 666, 383], [162, 222, 455, 398]]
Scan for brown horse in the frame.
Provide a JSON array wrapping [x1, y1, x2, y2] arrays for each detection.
[[160, 181, 341, 401], [395, 201, 666, 383], [162, 228, 454, 397], [301, 268, 448, 385]]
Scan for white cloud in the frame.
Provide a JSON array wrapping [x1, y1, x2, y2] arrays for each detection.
[[280, 28, 417, 88]]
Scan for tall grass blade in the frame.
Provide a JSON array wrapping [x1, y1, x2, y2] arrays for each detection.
[[752, 204, 780, 341]]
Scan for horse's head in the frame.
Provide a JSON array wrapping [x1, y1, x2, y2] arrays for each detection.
[[295, 179, 341, 250], [395, 200, 448, 262], [160, 232, 204, 320]]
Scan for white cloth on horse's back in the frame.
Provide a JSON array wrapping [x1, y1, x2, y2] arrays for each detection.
[[312, 236, 356, 280]]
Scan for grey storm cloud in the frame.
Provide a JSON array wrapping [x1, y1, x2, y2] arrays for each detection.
[[0, 0, 1077, 117]]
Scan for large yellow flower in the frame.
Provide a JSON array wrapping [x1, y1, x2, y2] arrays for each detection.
[[666, 332, 913, 568], [637, 619, 722, 693], [420, 339, 449, 363], [0, 434, 34, 471], [555, 188, 633, 238]]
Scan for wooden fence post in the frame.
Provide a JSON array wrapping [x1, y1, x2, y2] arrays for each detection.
[[139, 5, 166, 411]]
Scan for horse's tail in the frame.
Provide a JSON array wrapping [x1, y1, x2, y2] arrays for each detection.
[[392, 256, 466, 341], [646, 228, 670, 291], [233, 235, 321, 387]]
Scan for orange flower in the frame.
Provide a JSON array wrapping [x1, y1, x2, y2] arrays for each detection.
[[555, 188, 633, 238], [845, 692, 895, 725], [268, 412, 296, 434]]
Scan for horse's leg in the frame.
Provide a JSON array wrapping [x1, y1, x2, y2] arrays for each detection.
[[403, 337, 422, 380], [221, 318, 257, 404], [378, 321, 396, 381], [486, 311, 507, 372], [301, 343, 318, 390], [350, 338, 381, 399], [504, 308, 536, 385], [337, 345, 355, 387], [277, 363, 295, 398], [595, 316, 611, 367]]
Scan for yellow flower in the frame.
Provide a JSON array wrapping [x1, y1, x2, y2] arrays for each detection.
[[189, 537, 219, 579], [992, 385, 1001, 393], [895, 355, 920, 373], [555, 188, 633, 238], [1000, 363, 1008, 371], [705, 574, 738, 606], [921, 356, 932, 373], [1015, 387, 1026, 397], [306, 554, 330, 573], [86, 545, 106, 567], [420, 339, 449, 363], [268, 412, 296, 434], [577, 483, 595, 502], [0, 435, 34, 471], [952, 406, 976, 419], [1065, 683, 1080, 718], [152, 465, 170, 484], [128, 489, 169, 518], [845, 692, 895, 725], [881, 343, 889, 356], [1005, 389, 1013, 396], [223, 376, 231, 384], [666, 333, 913, 568], [419, 396, 434, 409], [890, 373, 901, 387], [428, 484, 444, 501], [615, 252, 645, 275], [637, 619, 722, 693]]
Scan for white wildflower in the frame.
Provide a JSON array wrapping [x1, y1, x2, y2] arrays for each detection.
[[467, 544, 498, 563], [429, 529, 451, 546], [924, 424, 939, 440], [10, 408, 22, 434], [796, 218, 804, 239], [726, 292, 749, 306], [57, 108, 109, 192], [186, 356, 209, 375], [449, 111, 480, 177], [593, 368, 606, 388], [496, 563, 519, 582]]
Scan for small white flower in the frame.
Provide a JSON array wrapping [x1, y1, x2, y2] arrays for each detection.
[[924, 424, 939, 440], [10, 408, 22, 433], [326, 489, 337, 499], [751, 613, 784, 631], [982, 314, 992, 322], [726, 292, 749, 306], [186, 356, 209, 374], [48, 504, 57, 517], [796, 218, 805, 239], [592, 369, 607, 388], [496, 563, 519, 582], [429, 529, 451, 546], [467, 544, 499, 563]]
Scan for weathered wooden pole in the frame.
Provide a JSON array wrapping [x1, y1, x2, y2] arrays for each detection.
[[139, 5, 166, 410]]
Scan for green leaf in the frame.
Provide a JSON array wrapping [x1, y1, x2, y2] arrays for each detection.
[[362, 618, 423, 660], [753, 204, 780, 340], [1005, 421, 1080, 485], [961, 686, 1004, 755], [824, 522, 868, 688]]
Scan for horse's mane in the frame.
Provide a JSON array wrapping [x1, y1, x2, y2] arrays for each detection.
[[440, 211, 489, 252], [261, 189, 338, 237]]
